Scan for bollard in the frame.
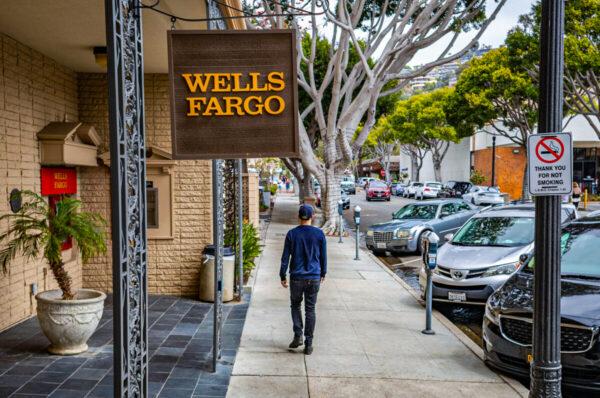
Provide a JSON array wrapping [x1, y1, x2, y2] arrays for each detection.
[[338, 200, 344, 243], [421, 231, 439, 335], [354, 205, 361, 260], [584, 189, 589, 210]]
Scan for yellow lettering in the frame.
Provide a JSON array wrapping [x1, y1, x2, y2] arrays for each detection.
[[186, 97, 207, 116], [54, 182, 67, 189], [267, 72, 285, 91], [264, 96, 285, 115], [231, 73, 250, 92], [203, 96, 226, 116], [249, 73, 268, 91], [182, 73, 214, 93], [243, 96, 264, 115], [212, 73, 231, 92], [223, 97, 244, 116]]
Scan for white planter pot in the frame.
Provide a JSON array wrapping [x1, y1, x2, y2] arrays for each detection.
[[35, 289, 106, 355]]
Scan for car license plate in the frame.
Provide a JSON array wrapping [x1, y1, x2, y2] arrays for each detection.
[[448, 292, 466, 302], [376, 242, 387, 249], [377, 193, 381, 197]]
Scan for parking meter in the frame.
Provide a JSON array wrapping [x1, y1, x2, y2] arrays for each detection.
[[354, 206, 361, 260], [422, 231, 439, 335], [338, 199, 344, 243]]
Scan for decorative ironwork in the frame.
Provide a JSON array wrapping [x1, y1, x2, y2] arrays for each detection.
[[105, 0, 148, 396], [212, 159, 224, 372]]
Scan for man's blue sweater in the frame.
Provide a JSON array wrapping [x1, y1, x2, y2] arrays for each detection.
[[280, 225, 327, 281]]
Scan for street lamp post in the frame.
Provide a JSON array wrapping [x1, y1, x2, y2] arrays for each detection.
[[491, 136, 496, 187], [354, 206, 361, 260], [531, 0, 564, 396]]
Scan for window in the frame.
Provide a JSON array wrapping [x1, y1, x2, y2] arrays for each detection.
[[146, 181, 159, 229], [440, 203, 457, 217]]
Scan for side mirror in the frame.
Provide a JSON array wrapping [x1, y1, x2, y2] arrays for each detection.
[[444, 233, 454, 242], [519, 253, 529, 264]]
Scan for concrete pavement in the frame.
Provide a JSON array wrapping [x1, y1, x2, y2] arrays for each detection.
[[227, 193, 527, 398]]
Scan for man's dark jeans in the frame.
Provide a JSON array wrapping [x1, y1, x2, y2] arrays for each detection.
[[290, 278, 320, 346]]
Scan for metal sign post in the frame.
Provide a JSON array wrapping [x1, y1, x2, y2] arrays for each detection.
[[338, 200, 344, 243], [531, 0, 564, 396], [236, 159, 244, 299], [105, 0, 148, 396], [421, 232, 439, 336], [212, 159, 224, 372]]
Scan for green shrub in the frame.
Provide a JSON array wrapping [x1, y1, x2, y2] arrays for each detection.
[[470, 169, 487, 185], [269, 183, 278, 196], [225, 222, 263, 281]]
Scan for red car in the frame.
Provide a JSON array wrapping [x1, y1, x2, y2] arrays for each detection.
[[365, 180, 391, 201]]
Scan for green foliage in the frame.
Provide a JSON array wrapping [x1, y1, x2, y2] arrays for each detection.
[[452, 47, 538, 145], [224, 222, 263, 280], [470, 169, 487, 185], [269, 183, 278, 196], [386, 86, 474, 147], [0, 191, 107, 299]]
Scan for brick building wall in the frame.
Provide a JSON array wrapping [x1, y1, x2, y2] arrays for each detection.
[[77, 73, 214, 297], [473, 146, 526, 200], [0, 34, 82, 331]]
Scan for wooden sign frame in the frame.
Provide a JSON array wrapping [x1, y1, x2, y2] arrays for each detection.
[[167, 29, 299, 159]]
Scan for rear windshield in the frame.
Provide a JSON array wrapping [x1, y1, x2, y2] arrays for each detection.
[[526, 226, 600, 278], [426, 183, 442, 189], [452, 216, 534, 247], [393, 204, 437, 220], [413, 183, 423, 187], [370, 181, 387, 188]]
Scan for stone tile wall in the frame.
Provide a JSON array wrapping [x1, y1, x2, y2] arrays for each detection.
[[0, 33, 82, 331], [77, 73, 214, 297]]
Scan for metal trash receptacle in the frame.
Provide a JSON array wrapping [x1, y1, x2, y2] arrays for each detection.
[[199, 245, 235, 302]]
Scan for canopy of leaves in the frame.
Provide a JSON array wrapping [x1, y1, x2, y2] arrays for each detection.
[[452, 47, 538, 144], [386, 87, 472, 146]]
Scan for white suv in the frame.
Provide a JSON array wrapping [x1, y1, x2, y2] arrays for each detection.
[[415, 181, 443, 200], [402, 182, 423, 198]]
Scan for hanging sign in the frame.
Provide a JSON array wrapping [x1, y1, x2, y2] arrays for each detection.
[[527, 133, 572, 196], [40, 167, 77, 196], [167, 30, 299, 159]]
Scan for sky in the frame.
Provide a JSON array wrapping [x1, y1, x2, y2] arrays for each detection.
[[408, 0, 536, 66]]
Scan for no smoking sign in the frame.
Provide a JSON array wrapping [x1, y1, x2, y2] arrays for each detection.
[[528, 133, 572, 196]]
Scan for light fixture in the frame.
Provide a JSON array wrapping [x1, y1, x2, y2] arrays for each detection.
[[93, 46, 107, 68]]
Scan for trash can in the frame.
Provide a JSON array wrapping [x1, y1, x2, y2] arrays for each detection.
[[199, 245, 235, 303]]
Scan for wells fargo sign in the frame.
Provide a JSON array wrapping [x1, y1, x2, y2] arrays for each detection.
[[40, 167, 77, 196], [167, 30, 299, 159]]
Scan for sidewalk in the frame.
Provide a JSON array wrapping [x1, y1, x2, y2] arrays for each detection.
[[228, 194, 526, 398]]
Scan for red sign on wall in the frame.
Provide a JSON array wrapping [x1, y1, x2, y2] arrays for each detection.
[[41, 167, 77, 196]]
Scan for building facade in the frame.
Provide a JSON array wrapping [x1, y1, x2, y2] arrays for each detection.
[[0, 1, 255, 331]]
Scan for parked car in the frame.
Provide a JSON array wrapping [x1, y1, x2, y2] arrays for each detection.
[[340, 190, 350, 210], [462, 185, 505, 206], [366, 199, 478, 255], [365, 180, 391, 202], [391, 183, 407, 196], [483, 213, 600, 393], [419, 203, 579, 305], [439, 181, 473, 198], [414, 181, 443, 200], [403, 182, 424, 198], [341, 180, 356, 195], [358, 177, 378, 188]]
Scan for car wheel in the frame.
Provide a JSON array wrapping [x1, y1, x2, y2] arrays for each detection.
[[366, 197, 370, 202], [386, 197, 391, 202]]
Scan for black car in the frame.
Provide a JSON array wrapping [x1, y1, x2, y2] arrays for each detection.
[[483, 214, 600, 393], [439, 181, 472, 198]]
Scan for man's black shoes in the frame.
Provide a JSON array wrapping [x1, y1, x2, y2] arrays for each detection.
[[303, 345, 313, 355], [289, 336, 303, 349]]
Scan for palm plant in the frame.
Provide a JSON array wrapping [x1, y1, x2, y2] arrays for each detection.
[[0, 191, 106, 300]]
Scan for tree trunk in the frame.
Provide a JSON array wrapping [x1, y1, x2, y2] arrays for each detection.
[[49, 260, 74, 300], [298, 176, 312, 203], [521, 161, 530, 202], [321, 168, 341, 234], [411, 154, 419, 181], [432, 154, 442, 182]]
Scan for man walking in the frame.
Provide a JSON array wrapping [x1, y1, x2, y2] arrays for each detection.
[[280, 204, 327, 355]]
